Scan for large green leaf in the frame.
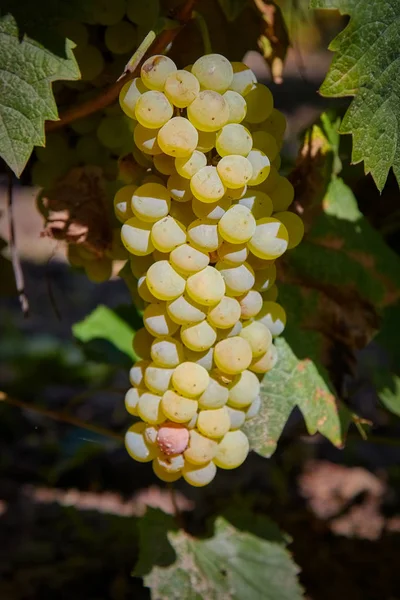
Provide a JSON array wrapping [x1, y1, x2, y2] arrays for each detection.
[[0, 13, 79, 176], [310, 0, 400, 191], [135, 509, 303, 600]]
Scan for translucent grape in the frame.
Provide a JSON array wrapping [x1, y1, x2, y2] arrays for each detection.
[[223, 90, 247, 123], [131, 183, 170, 222], [248, 218, 289, 260], [214, 336, 252, 375], [192, 53, 233, 93], [217, 242, 248, 265], [158, 116, 199, 157], [246, 149, 270, 185], [197, 406, 231, 439], [161, 390, 198, 423], [216, 261, 255, 296], [245, 84, 274, 123], [170, 244, 209, 276], [238, 189, 273, 220], [172, 362, 210, 398], [257, 301, 286, 336], [126, 0, 158, 27], [251, 131, 279, 161], [89, 0, 125, 25], [207, 296, 241, 329], [192, 196, 232, 221], [245, 395, 261, 420], [144, 363, 175, 394], [197, 130, 217, 152], [121, 217, 154, 255], [186, 266, 226, 306], [253, 263, 277, 292], [141, 55, 177, 91], [269, 177, 295, 211], [154, 153, 176, 176], [125, 387, 141, 416], [185, 347, 214, 371], [169, 200, 196, 228], [187, 219, 222, 252], [216, 321, 243, 341], [218, 205, 256, 243], [250, 344, 278, 373], [228, 369, 260, 408], [135, 91, 173, 129], [134, 124, 162, 155], [274, 211, 304, 249], [187, 90, 229, 132], [175, 151, 207, 179], [217, 155, 253, 189], [184, 430, 218, 465], [213, 430, 249, 469], [138, 391, 166, 425], [129, 360, 149, 387], [167, 294, 206, 325], [240, 321, 272, 358], [260, 108, 286, 144], [167, 173, 193, 202], [119, 78, 148, 119], [227, 405, 246, 429], [125, 422, 158, 462], [151, 336, 185, 367], [215, 123, 252, 157], [137, 275, 158, 302], [198, 371, 229, 409], [238, 290, 263, 319], [153, 459, 182, 482], [114, 185, 136, 222], [180, 320, 217, 352], [229, 62, 257, 96], [225, 185, 247, 200], [151, 216, 187, 253], [143, 303, 179, 337], [105, 21, 136, 54], [146, 260, 186, 301], [190, 166, 226, 203], [182, 460, 217, 487], [164, 70, 200, 107], [97, 116, 132, 151], [262, 284, 279, 302]]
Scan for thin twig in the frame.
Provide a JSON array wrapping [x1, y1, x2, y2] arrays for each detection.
[[46, 0, 198, 132], [0, 391, 124, 443], [6, 171, 29, 317]]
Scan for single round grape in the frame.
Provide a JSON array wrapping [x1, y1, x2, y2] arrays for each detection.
[[151, 336, 185, 367], [144, 363, 175, 395], [217, 155, 253, 189], [161, 390, 198, 423], [164, 69, 200, 107], [175, 151, 207, 179], [214, 336, 252, 374], [134, 124, 162, 155], [172, 362, 210, 398], [245, 395, 261, 420], [228, 369, 260, 408], [89, 0, 125, 25], [170, 244, 209, 276], [135, 91, 173, 129], [158, 116, 199, 157], [218, 205, 256, 244], [252, 130, 278, 161], [192, 53, 233, 93], [254, 165, 280, 194], [141, 55, 177, 91], [151, 216, 187, 253], [119, 78, 148, 119], [197, 406, 231, 439], [105, 21, 137, 54], [133, 327, 154, 361], [153, 459, 182, 482], [207, 296, 241, 329], [216, 261, 255, 296], [245, 83, 274, 123], [262, 284, 279, 302], [187, 219, 222, 252], [138, 391, 166, 425], [214, 430, 249, 469], [131, 183, 171, 222], [227, 405, 246, 429], [187, 90, 229, 132], [97, 116, 132, 150], [250, 344, 278, 373], [157, 422, 190, 455], [182, 460, 217, 487], [238, 189, 273, 220], [269, 177, 295, 211], [167, 294, 207, 325], [273, 211, 303, 249], [125, 387, 142, 416], [217, 241, 248, 265], [215, 123, 252, 157], [190, 166, 226, 203], [84, 258, 112, 284], [198, 371, 230, 409], [155, 453, 185, 474], [137, 275, 158, 303], [260, 108, 287, 144], [143, 303, 180, 337], [240, 321, 272, 358], [196, 130, 217, 152], [192, 196, 232, 221], [129, 359, 149, 387], [146, 260, 186, 301], [247, 149, 270, 185], [167, 173, 193, 202], [257, 301, 286, 336], [154, 153, 176, 176], [248, 218, 289, 260], [74, 44, 104, 80], [223, 90, 247, 123], [186, 265, 226, 306], [121, 217, 154, 256], [229, 62, 257, 96], [184, 430, 218, 465], [239, 290, 263, 319], [114, 185, 136, 222], [126, 0, 159, 27], [125, 422, 158, 462], [180, 320, 217, 352]]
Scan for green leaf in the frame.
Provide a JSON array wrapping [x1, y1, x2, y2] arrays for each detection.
[[244, 338, 352, 457], [135, 509, 303, 600], [0, 13, 79, 176], [217, 0, 248, 21], [373, 371, 400, 417], [310, 0, 400, 191]]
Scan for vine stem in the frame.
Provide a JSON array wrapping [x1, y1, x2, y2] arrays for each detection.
[[46, 0, 199, 132]]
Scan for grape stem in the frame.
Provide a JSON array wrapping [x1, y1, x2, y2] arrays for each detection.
[[45, 0, 199, 132], [193, 11, 212, 55]]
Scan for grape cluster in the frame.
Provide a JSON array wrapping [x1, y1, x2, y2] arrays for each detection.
[[115, 53, 303, 486]]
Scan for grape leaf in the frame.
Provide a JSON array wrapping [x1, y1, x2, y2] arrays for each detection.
[[0, 13, 79, 176], [135, 509, 303, 600], [310, 0, 400, 191]]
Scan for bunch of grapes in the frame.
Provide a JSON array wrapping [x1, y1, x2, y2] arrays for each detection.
[[118, 52, 304, 486]]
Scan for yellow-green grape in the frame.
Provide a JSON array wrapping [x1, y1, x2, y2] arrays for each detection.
[[260, 108, 286, 145], [151, 216, 187, 253], [190, 166, 226, 203], [75, 135, 107, 165], [274, 211, 304, 249], [238, 290, 263, 319], [140, 55, 177, 90], [135, 91, 173, 129], [238, 189, 273, 220], [164, 69, 200, 107], [167, 294, 206, 325], [182, 460, 217, 487], [134, 124, 163, 155], [241, 252, 269, 271], [146, 260, 186, 301], [184, 430, 218, 465], [125, 422, 158, 462], [126, 0, 158, 26], [272, 155, 281, 170], [245, 395, 261, 420], [125, 387, 142, 416], [229, 62, 257, 96], [172, 362, 210, 398], [248, 218, 288, 260], [97, 116, 132, 150], [214, 336, 252, 374], [262, 284, 278, 302], [186, 266, 226, 307], [227, 405, 246, 429], [223, 90, 247, 123], [175, 151, 207, 179], [269, 177, 294, 211], [251, 131, 279, 161], [153, 153, 176, 176], [185, 347, 215, 371], [143, 303, 179, 337], [132, 144, 153, 168], [161, 390, 198, 423], [197, 406, 231, 438], [245, 83, 273, 123], [142, 174, 166, 186], [197, 130, 217, 152], [207, 296, 241, 329], [192, 196, 232, 221], [74, 44, 104, 80], [257, 301, 286, 336], [216, 261, 255, 296], [180, 320, 217, 352], [131, 183, 170, 222], [217, 242, 248, 265], [250, 343, 278, 373], [216, 321, 243, 341], [133, 327, 154, 361], [192, 53, 233, 93], [255, 165, 279, 194], [246, 149, 270, 185], [215, 123, 252, 157], [225, 185, 247, 200], [218, 205, 256, 244], [217, 155, 253, 189], [85, 258, 112, 282], [228, 369, 260, 408], [187, 219, 222, 252], [151, 336, 185, 367], [114, 185, 136, 222], [105, 21, 137, 54], [137, 275, 158, 303], [129, 360, 149, 387], [153, 459, 182, 482], [119, 78, 148, 119], [213, 430, 249, 469], [144, 363, 175, 394], [155, 453, 185, 474], [198, 371, 230, 409], [169, 200, 196, 228], [90, 0, 125, 25], [170, 244, 209, 276], [253, 263, 277, 292], [167, 173, 193, 202], [240, 321, 272, 358], [157, 116, 199, 158], [187, 90, 229, 132], [138, 391, 166, 425]]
